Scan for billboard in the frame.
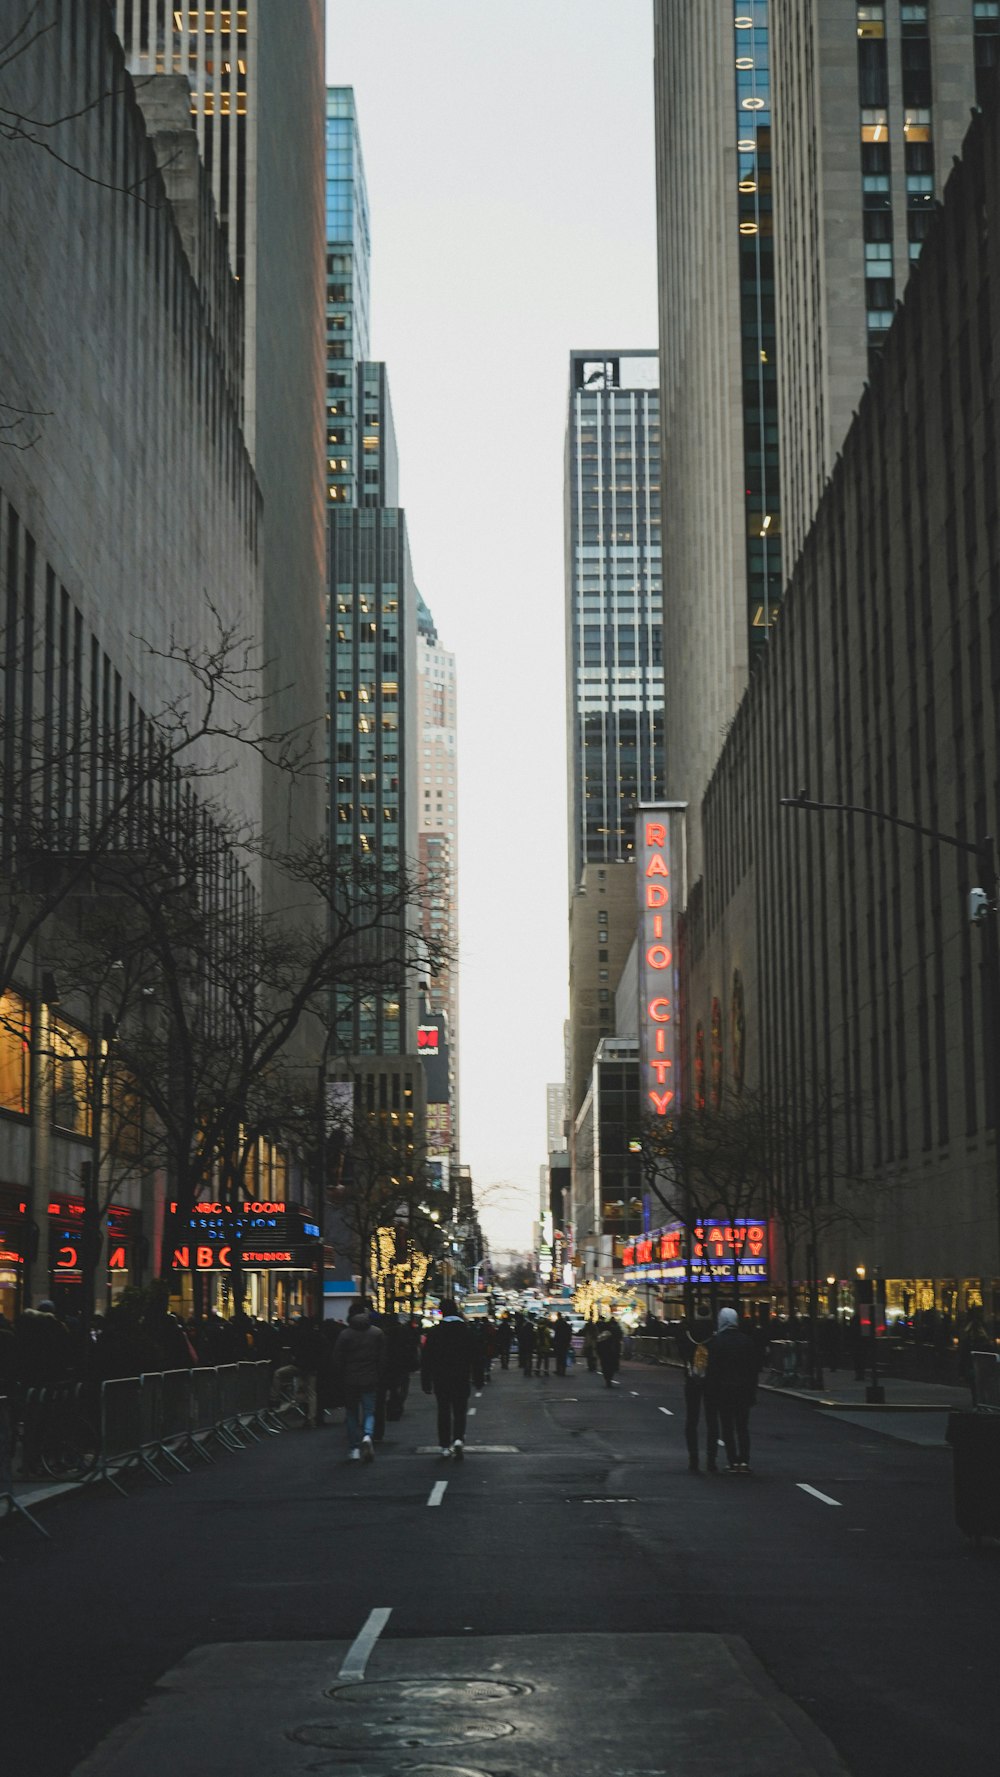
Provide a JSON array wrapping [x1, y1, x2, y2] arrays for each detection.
[[622, 1219, 769, 1285], [635, 805, 686, 1125]]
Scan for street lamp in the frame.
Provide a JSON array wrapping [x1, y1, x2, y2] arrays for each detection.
[[781, 791, 1000, 1328]]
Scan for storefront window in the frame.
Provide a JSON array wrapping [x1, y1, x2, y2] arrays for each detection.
[[0, 990, 30, 1114]]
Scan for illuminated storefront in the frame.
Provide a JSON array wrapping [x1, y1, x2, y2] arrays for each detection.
[[167, 1198, 322, 1319], [47, 1195, 142, 1312], [0, 1185, 29, 1319]]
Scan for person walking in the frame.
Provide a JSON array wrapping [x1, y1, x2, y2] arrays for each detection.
[[421, 1298, 476, 1458], [705, 1305, 758, 1471], [496, 1314, 513, 1370], [583, 1315, 599, 1373], [552, 1313, 572, 1377], [596, 1314, 623, 1388], [680, 1315, 717, 1473], [330, 1298, 385, 1462], [517, 1316, 536, 1379], [534, 1318, 553, 1378]]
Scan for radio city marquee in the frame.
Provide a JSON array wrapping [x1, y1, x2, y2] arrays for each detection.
[[636, 805, 686, 1124], [623, 1220, 770, 1285]]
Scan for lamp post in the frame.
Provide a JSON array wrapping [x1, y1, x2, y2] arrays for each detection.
[[780, 791, 1000, 1332]]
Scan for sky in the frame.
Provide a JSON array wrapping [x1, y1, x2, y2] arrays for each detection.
[[326, 1, 659, 1252]]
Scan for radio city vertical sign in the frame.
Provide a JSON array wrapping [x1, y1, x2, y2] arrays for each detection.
[[636, 804, 686, 1121]]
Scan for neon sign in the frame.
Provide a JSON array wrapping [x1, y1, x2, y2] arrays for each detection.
[[623, 1219, 769, 1283], [636, 805, 686, 1121], [417, 1026, 440, 1055]]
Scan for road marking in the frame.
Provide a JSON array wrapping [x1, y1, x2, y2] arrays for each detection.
[[797, 1482, 842, 1507], [658, 1407, 674, 1417], [417, 1444, 519, 1454], [427, 1481, 448, 1507], [630, 1390, 640, 1396], [468, 1407, 477, 1416], [337, 1606, 392, 1683]]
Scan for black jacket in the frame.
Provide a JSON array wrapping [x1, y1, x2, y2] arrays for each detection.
[[705, 1325, 758, 1401], [421, 1316, 476, 1391], [331, 1311, 385, 1390]]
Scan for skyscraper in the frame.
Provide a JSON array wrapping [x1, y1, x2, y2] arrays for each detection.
[[326, 87, 371, 509], [564, 350, 664, 894], [653, 0, 984, 880], [116, 1, 327, 862], [416, 598, 460, 1150]]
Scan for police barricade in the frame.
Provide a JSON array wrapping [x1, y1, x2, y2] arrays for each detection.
[[254, 1360, 283, 1434], [156, 1368, 193, 1473], [0, 1394, 50, 1539], [972, 1350, 1000, 1410], [215, 1363, 246, 1451], [236, 1362, 263, 1441], [136, 1372, 179, 1486], [182, 1365, 222, 1464], [94, 1377, 144, 1495], [766, 1340, 800, 1386]]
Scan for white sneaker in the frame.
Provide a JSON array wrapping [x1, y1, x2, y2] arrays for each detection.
[[440, 1445, 452, 1457], [348, 1447, 361, 1461], [361, 1435, 374, 1463], [452, 1439, 464, 1460]]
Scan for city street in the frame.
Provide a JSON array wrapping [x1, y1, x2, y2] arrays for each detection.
[[2, 1358, 996, 1776]]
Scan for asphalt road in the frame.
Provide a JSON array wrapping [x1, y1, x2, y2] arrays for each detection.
[[2, 1357, 997, 1775]]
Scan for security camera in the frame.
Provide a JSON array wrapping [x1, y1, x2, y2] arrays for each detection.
[[969, 887, 991, 925]]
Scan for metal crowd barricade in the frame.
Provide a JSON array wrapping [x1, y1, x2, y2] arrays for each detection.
[[137, 1373, 176, 1485], [971, 1350, 1000, 1409], [215, 1364, 246, 1451], [237, 1362, 263, 1440], [94, 1377, 144, 1495], [254, 1360, 282, 1434], [0, 1394, 50, 1539], [182, 1366, 221, 1464], [155, 1368, 193, 1473]]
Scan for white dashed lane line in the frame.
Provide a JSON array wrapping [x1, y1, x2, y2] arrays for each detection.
[[797, 1482, 842, 1507], [428, 1481, 448, 1507], [658, 1407, 674, 1417], [337, 1607, 393, 1682]]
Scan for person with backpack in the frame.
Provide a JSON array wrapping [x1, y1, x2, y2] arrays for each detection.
[[421, 1298, 477, 1458], [705, 1305, 760, 1471], [681, 1314, 717, 1473], [330, 1298, 385, 1462]]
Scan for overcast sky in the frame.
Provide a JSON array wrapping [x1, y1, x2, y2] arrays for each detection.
[[326, 2, 659, 1252]]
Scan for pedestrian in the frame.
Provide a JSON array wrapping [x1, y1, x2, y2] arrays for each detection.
[[705, 1305, 759, 1472], [517, 1316, 536, 1378], [534, 1318, 553, 1378], [330, 1297, 385, 1462], [596, 1314, 622, 1388], [583, 1315, 599, 1373], [680, 1315, 717, 1472], [421, 1297, 476, 1459], [552, 1313, 572, 1377], [496, 1314, 513, 1370], [958, 1306, 995, 1402]]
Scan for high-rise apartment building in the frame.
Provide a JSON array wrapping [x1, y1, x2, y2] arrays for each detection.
[[326, 87, 371, 508], [116, 1, 327, 862], [564, 350, 664, 895], [416, 598, 460, 1148], [546, 1083, 567, 1155], [653, 0, 984, 882]]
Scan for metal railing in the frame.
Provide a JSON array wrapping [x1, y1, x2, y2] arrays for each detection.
[[2, 1360, 281, 1533]]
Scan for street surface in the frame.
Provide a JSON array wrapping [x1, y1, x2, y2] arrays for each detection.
[[2, 1358, 997, 1775]]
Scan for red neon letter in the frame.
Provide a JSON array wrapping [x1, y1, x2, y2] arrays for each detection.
[[646, 883, 669, 908], [173, 1246, 189, 1269], [648, 997, 672, 1022], [646, 944, 672, 970], [648, 1089, 675, 1115], [645, 822, 666, 846], [196, 1246, 214, 1269], [646, 855, 669, 878]]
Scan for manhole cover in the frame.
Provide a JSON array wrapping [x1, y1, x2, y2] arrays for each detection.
[[329, 1679, 531, 1705], [290, 1715, 516, 1751]]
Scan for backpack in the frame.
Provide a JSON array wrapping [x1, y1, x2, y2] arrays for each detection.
[[691, 1341, 709, 1380]]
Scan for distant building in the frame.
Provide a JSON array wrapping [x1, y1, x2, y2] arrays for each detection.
[[564, 350, 664, 895], [546, 1083, 567, 1154], [572, 1039, 642, 1281], [416, 600, 460, 1149], [325, 87, 372, 509]]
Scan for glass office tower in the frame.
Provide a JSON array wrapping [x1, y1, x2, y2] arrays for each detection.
[[564, 350, 664, 893], [326, 88, 371, 508]]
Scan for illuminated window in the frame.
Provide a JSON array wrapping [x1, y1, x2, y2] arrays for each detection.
[[861, 108, 888, 142], [904, 108, 932, 142], [0, 990, 30, 1115], [857, 5, 885, 38], [51, 1018, 91, 1137]]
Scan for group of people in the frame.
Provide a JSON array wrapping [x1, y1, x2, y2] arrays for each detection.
[[680, 1307, 761, 1472], [327, 1294, 478, 1461]]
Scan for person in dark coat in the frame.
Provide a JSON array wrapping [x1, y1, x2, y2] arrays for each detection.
[[496, 1314, 513, 1370], [421, 1298, 476, 1458], [596, 1315, 622, 1387], [681, 1315, 717, 1473], [517, 1317, 536, 1378], [552, 1313, 572, 1377], [705, 1306, 759, 1471], [330, 1299, 385, 1462]]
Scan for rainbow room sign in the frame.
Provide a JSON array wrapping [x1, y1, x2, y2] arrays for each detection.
[[636, 804, 686, 1123]]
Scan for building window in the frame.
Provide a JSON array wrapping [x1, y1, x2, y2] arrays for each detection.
[[0, 991, 30, 1115]]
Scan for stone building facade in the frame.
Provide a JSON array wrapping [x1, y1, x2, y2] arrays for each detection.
[[685, 93, 1000, 1313]]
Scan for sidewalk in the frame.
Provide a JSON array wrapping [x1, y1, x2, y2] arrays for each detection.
[[760, 1373, 971, 1410]]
